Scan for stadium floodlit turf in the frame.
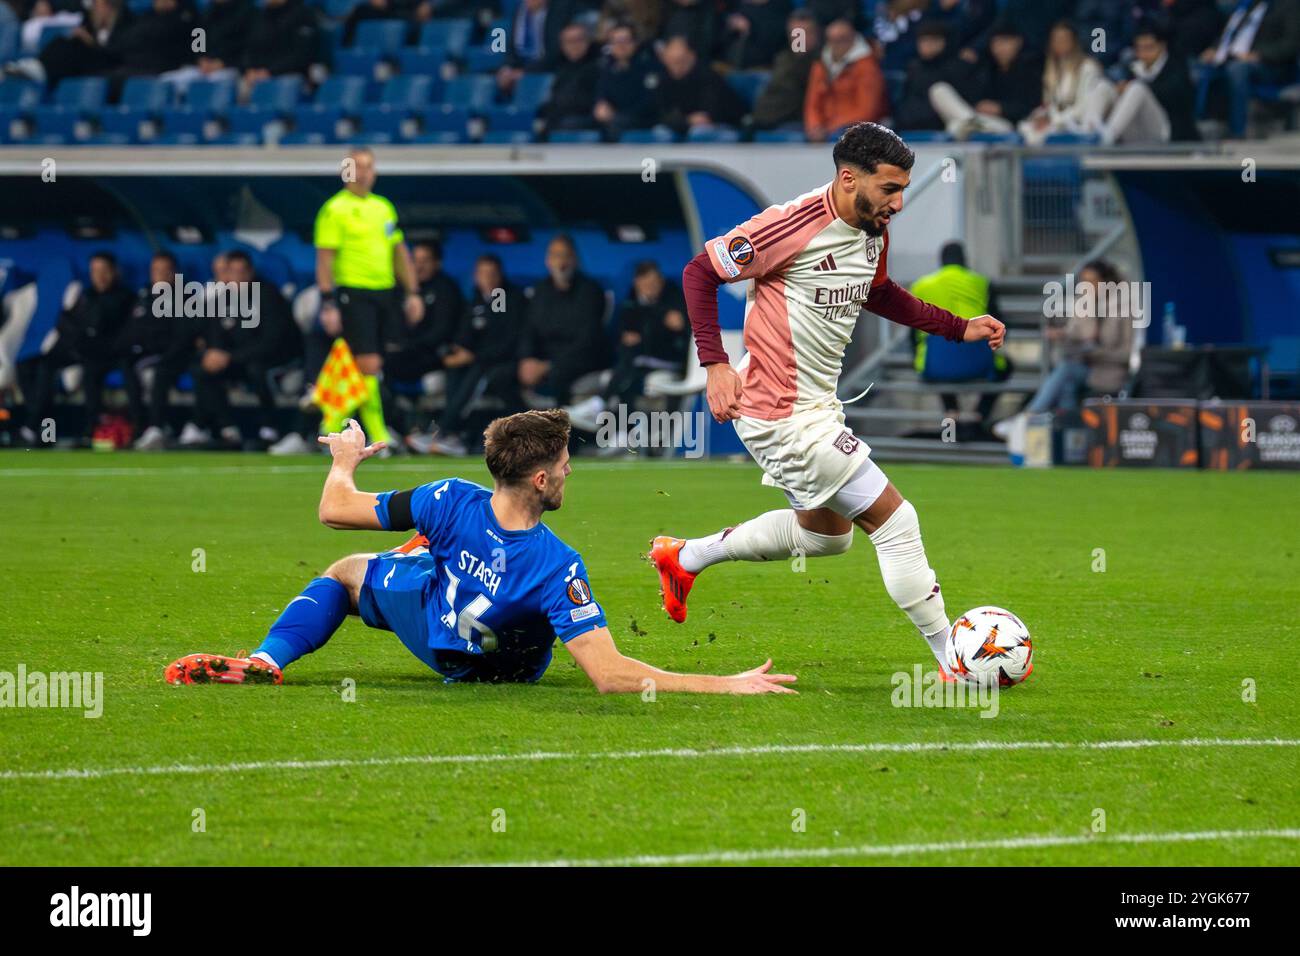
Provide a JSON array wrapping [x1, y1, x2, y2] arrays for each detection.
[[1, 451, 1297, 866]]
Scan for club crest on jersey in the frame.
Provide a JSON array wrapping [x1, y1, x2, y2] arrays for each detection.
[[727, 236, 755, 266], [832, 430, 860, 456], [865, 238, 881, 265], [567, 578, 592, 605]]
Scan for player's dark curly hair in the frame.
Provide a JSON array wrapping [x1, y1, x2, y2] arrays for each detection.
[[832, 123, 915, 175], [483, 409, 571, 486]]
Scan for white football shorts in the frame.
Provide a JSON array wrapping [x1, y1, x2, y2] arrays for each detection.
[[733, 404, 887, 518]]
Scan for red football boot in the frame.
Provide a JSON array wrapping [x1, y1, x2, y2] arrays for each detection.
[[165, 652, 283, 686], [395, 534, 428, 554], [649, 535, 697, 624]]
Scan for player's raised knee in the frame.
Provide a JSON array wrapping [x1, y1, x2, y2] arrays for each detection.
[[797, 526, 854, 557]]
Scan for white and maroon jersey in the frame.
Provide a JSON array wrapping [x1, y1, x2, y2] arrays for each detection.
[[703, 181, 889, 421]]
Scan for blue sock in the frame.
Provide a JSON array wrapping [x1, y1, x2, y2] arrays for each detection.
[[253, 577, 350, 669]]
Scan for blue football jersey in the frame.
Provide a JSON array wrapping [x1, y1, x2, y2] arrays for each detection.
[[372, 478, 607, 657]]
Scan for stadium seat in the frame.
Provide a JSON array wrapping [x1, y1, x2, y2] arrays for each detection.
[[353, 19, 408, 53], [463, 46, 507, 73], [725, 70, 770, 109], [619, 126, 678, 143], [547, 129, 602, 144], [323, 0, 362, 17], [157, 79, 236, 140], [415, 104, 473, 136], [481, 129, 532, 144], [417, 19, 473, 58], [482, 105, 536, 133], [1043, 132, 1100, 146], [332, 49, 388, 80], [294, 75, 366, 139], [34, 77, 108, 142], [97, 77, 171, 143], [754, 127, 805, 143], [443, 75, 496, 113], [685, 125, 741, 143], [0, 81, 40, 142], [511, 73, 554, 112], [395, 48, 446, 78], [227, 75, 303, 135], [379, 74, 437, 109]]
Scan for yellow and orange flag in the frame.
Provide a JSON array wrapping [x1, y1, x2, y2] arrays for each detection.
[[312, 337, 368, 433]]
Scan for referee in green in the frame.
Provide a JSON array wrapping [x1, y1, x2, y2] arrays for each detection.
[[314, 146, 423, 447]]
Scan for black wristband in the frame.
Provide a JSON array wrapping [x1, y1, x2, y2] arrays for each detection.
[[321, 290, 337, 307]]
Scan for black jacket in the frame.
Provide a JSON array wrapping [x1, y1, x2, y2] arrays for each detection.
[[618, 281, 688, 365], [595, 47, 659, 129], [457, 282, 526, 367], [894, 51, 982, 131], [243, 0, 320, 75], [56, 281, 134, 357], [969, 50, 1043, 125], [654, 62, 746, 132], [1136, 54, 1199, 142], [518, 272, 608, 371], [197, 0, 254, 66], [389, 272, 466, 356], [201, 278, 302, 368], [115, 7, 195, 74], [541, 47, 601, 128]]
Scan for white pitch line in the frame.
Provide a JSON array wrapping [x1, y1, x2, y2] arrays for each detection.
[[1, 737, 1295, 783], [476, 828, 1300, 867]]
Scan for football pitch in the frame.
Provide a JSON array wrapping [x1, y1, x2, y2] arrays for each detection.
[[1, 451, 1297, 867]]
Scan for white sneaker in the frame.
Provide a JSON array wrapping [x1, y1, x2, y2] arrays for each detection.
[[258, 426, 280, 444], [219, 425, 242, 446], [268, 432, 312, 455], [404, 430, 436, 455], [431, 433, 468, 456], [133, 425, 167, 451], [991, 416, 1016, 441], [178, 422, 210, 447], [564, 395, 606, 432]]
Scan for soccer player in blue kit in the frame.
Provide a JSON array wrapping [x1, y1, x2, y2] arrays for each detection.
[[166, 410, 797, 694]]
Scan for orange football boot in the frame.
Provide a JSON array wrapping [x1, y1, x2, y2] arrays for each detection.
[[165, 652, 283, 686], [395, 534, 428, 554], [649, 535, 697, 623]]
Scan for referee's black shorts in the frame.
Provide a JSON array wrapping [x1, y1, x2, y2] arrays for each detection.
[[337, 286, 399, 357]]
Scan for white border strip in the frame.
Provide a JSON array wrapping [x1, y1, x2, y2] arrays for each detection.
[[2, 737, 1296, 783], [477, 828, 1300, 867]]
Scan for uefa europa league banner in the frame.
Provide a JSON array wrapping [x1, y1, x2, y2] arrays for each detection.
[[1199, 402, 1300, 470]]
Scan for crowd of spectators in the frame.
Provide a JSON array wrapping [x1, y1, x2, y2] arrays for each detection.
[[1, 0, 1296, 141], [12, 238, 691, 453]]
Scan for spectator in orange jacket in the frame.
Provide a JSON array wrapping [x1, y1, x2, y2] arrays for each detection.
[[803, 18, 889, 141]]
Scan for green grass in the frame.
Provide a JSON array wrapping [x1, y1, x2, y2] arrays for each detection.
[[1, 451, 1298, 866]]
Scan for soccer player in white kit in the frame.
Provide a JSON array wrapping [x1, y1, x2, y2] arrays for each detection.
[[650, 123, 1006, 677]]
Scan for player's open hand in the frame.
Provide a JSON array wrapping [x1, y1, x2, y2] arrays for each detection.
[[705, 363, 744, 423], [964, 315, 1006, 350], [726, 659, 798, 694], [318, 418, 386, 465]]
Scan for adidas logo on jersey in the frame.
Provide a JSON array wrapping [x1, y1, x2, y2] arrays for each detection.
[[812, 252, 838, 272]]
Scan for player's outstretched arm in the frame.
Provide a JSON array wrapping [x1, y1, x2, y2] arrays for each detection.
[[565, 627, 797, 695], [317, 418, 385, 529]]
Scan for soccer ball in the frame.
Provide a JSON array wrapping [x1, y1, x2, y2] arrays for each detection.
[[945, 606, 1033, 687]]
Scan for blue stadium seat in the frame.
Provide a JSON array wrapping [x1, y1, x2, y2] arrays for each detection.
[[481, 129, 532, 144], [725, 70, 770, 109], [1043, 132, 1100, 146], [754, 127, 805, 143], [686, 125, 741, 143], [0, 22, 17, 63], [187, 79, 237, 113], [417, 19, 473, 57], [968, 131, 1022, 144], [511, 73, 553, 111], [52, 77, 108, 113], [332, 49, 386, 78], [353, 19, 407, 53], [227, 75, 302, 135], [35, 77, 108, 142], [482, 105, 535, 133], [619, 126, 678, 143], [313, 74, 367, 110], [395, 48, 445, 77], [380, 74, 436, 109], [463, 46, 507, 73], [417, 104, 472, 135], [119, 76, 170, 111], [548, 129, 601, 143], [323, 0, 362, 17], [0, 81, 40, 142], [443, 75, 495, 112]]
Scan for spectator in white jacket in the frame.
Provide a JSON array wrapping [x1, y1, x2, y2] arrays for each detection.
[[1019, 20, 1115, 145]]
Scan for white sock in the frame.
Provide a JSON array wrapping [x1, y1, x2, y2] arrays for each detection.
[[868, 500, 951, 671], [679, 510, 852, 573], [251, 650, 281, 669]]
